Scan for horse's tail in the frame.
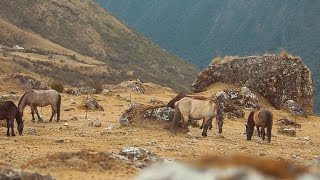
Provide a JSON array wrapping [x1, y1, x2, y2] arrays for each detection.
[[266, 110, 273, 143], [57, 93, 61, 121]]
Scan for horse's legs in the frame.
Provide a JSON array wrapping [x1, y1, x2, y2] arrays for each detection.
[[30, 106, 36, 122], [261, 127, 266, 141], [6, 119, 10, 136], [9, 118, 15, 136], [257, 126, 260, 137], [34, 107, 43, 122], [49, 105, 58, 122], [208, 117, 213, 130], [267, 126, 272, 143], [201, 118, 210, 137]]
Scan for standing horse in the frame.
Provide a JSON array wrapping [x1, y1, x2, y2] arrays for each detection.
[[0, 101, 23, 136], [18, 89, 61, 122], [246, 109, 273, 143], [172, 97, 223, 137], [168, 93, 217, 129]]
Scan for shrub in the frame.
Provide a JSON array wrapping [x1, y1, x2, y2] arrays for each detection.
[[279, 49, 291, 59], [212, 57, 222, 64], [90, 81, 103, 94], [50, 81, 64, 93]]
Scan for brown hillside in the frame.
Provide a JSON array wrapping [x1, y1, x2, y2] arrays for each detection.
[[0, 0, 198, 92]]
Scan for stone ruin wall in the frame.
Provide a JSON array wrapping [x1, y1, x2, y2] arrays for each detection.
[[192, 55, 314, 113]]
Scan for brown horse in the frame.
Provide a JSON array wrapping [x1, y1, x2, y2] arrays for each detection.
[[246, 109, 273, 143], [172, 97, 223, 137], [18, 89, 61, 122], [0, 101, 24, 136]]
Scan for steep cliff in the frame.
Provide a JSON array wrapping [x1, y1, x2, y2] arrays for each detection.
[[192, 55, 314, 113]]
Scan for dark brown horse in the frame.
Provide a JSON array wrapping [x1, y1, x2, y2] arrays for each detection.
[[246, 109, 273, 143], [0, 101, 24, 136], [172, 97, 223, 137], [18, 89, 61, 122]]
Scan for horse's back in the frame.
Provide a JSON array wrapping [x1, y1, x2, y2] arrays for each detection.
[[0, 101, 18, 118], [177, 97, 215, 119], [26, 89, 60, 106], [254, 109, 273, 127]]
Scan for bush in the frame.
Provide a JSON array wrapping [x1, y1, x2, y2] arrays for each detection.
[[50, 81, 64, 93], [279, 49, 290, 59], [212, 57, 222, 64], [90, 81, 103, 94]]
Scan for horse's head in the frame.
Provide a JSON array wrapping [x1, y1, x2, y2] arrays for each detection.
[[245, 124, 253, 140], [16, 111, 24, 135]]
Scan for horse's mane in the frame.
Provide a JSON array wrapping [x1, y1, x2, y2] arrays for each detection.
[[18, 91, 31, 107], [247, 111, 255, 126], [167, 93, 209, 109]]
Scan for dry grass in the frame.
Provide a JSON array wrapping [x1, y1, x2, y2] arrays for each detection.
[[0, 79, 319, 180]]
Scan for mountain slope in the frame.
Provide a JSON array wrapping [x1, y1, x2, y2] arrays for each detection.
[[97, 0, 320, 113], [0, 0, 198, 92]]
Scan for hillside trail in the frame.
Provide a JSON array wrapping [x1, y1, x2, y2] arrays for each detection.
[[0, 82, 319, 180]]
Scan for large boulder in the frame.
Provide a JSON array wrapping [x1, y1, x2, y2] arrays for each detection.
[[213, 87, 259, 119], [192, 55, 314, 113], [283, 100, 307, 117]]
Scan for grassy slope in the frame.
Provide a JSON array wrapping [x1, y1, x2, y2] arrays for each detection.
[[0, 0, 198, 92], [97, 0, 320, 113]]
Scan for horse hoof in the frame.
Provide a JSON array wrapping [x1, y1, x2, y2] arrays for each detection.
[[12, 133, 16, 136]]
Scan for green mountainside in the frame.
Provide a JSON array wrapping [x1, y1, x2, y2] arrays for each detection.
[[0, 0, 198, 92], [97, 0, 320, 113]]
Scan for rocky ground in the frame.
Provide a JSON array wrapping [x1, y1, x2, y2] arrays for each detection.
[[0, 79, 320, 180]]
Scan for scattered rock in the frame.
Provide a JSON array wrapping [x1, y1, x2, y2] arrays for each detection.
[[276, 118, 302, 128], [114, 80, 145, 93], [0, 167, 55, 180], [283, 100, 308, 117], [55, 138, 72, 143], [64, 107, 75, 111], [11, 73, 49, 90], [88, 121, 102, 127], [143, 106, 174, 121], [71, 117, 78, 121], [118, 147, 162, 168], [85, 98, 104, 111], [278, 127, 296, 136], [25, 127, 37, 135]]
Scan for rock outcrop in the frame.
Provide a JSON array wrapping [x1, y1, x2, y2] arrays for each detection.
[[192, 55, 314, 113]]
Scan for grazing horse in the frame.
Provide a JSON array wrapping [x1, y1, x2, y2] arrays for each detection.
[[0, 101, 24, 136], [246, 109, 273, 143], [172, 97, 223, 137], [18, 89, 61, 122]]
